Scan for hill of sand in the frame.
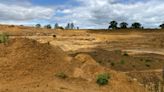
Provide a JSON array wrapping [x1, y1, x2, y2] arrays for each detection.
[[0, 38, 148, 92]]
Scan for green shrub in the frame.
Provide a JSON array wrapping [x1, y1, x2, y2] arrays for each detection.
[[96, 73, 110, 86], [123, 51, 129, 56], [120, 60, 125, 65], [111, 62, 115, 66], [145, 64, 150, 67], [55, 72, 67, 79], [132, 65, 135, 68], [114, 50, 122, 54], [0, 33, 9, 43], [145, 59, 152, 63]]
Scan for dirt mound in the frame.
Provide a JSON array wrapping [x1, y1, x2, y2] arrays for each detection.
[[0, 38, 72, 81]]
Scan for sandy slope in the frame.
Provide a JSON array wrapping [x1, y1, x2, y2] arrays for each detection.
[[0, 38, 148, 92]]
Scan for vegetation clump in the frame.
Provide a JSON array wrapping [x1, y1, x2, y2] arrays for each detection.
[[55, 72, 68, 79], [0, 33, 9, 43], [123, 51, 129, 56], [111, 62, 115, 66], [96, 73, 110, 86], [120, 60, 125, 65]]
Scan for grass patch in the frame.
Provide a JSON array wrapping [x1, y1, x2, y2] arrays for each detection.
[[123, 51, 129, 56], [114, 49, 122, 54], [0, 33, 9, 44], [145, 59, 152, 63], [55, 72, 68, 79], [96, 73, 110, 86], [120, 60, 125, 65], [145, 63, 151, 68], [111, 62, 115, 66]]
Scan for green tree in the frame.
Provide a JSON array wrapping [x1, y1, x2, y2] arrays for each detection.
[[65, 23, 71, 29], [108, 21, 118, 29], [120, 22, 128, 29], [45, 24, 51, 29], [70, 23, 74, 29], [131, 22, 142, 29], [77, 27, 79, 30], [54, 23, 59, 29], [35, 24, 41, 28], [159, 23, 164, 29]]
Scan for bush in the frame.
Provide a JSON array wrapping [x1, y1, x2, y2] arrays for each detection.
[[55, 72, 67, 79], [114, 50, 122, 54], [0, 33, 9, 43], [111, 62, 115, 66], [145, 63, 150, 68], [120, 60, 125, 65], [96, 73, 110, 86], [123, 51, 129, 56]]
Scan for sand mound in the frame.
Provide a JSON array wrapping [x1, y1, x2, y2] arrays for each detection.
[[0, 38, 72, 81]]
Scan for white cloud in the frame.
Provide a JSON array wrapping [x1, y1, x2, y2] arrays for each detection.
[[55, 0, 164, 28], [0, 2, 55, 21], [0, 0, 164, 28]]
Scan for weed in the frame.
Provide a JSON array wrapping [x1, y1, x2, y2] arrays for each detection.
[[123, 51, 129, 56], [120, 60, 125, 65], [145, 64, 150, 67], [111, 62, 115, 66], [145, 59, 152, 63], [55, 72, 67, 79], [114, 50, 122, 54], [0, 33, 9, 44], [132, 65, 135, 68], [96, 73, 110, 86]]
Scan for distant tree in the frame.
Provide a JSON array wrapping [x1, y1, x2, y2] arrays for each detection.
[[54, 23, 59, 29], [159, 23, 164, 29], [120, 22, 128, 29], [35, 24, 41, 28], [77, 27, 79, 30], [108, 21, 118, 29], [45, 24, 51, 29], [131, 22, 142, 29], [57, 26, 64, 30], [70, 23, 74, 29], [65, 23, 71, 29]]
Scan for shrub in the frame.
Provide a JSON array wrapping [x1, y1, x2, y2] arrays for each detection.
[[145, 59, 152, 63], [111, 62, 115, 66], [96, 73, 110, 86], [0, 33, 9, 43], [132, 65, 135, 68], [120, 60, 125, 65], [145, 64, 150, 67], [114, 49, 122, 54], [123, 51, 129, 56], [55, 72, 67, 79]]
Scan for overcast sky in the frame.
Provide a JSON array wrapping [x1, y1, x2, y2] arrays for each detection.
[[0, 0, 164, 29]]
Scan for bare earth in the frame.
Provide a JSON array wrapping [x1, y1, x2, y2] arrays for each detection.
[[0, 25, 164, 92]]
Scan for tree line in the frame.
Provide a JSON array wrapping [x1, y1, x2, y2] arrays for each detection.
[[35, 23, 79, 30], [35, 21, 164, 30], [108, 21, 164, 29]]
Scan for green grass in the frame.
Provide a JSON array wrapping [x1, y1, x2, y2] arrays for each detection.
[[120, 60, 125, 65], [0, 33, 9, 43], [55, 72, 68, 79], [96, 73, 110, 86]]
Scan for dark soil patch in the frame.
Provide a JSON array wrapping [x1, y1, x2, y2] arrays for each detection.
[[71, 49, 164, 72]]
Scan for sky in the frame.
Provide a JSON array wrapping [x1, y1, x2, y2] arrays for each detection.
[[0, 0, 164, 29]]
